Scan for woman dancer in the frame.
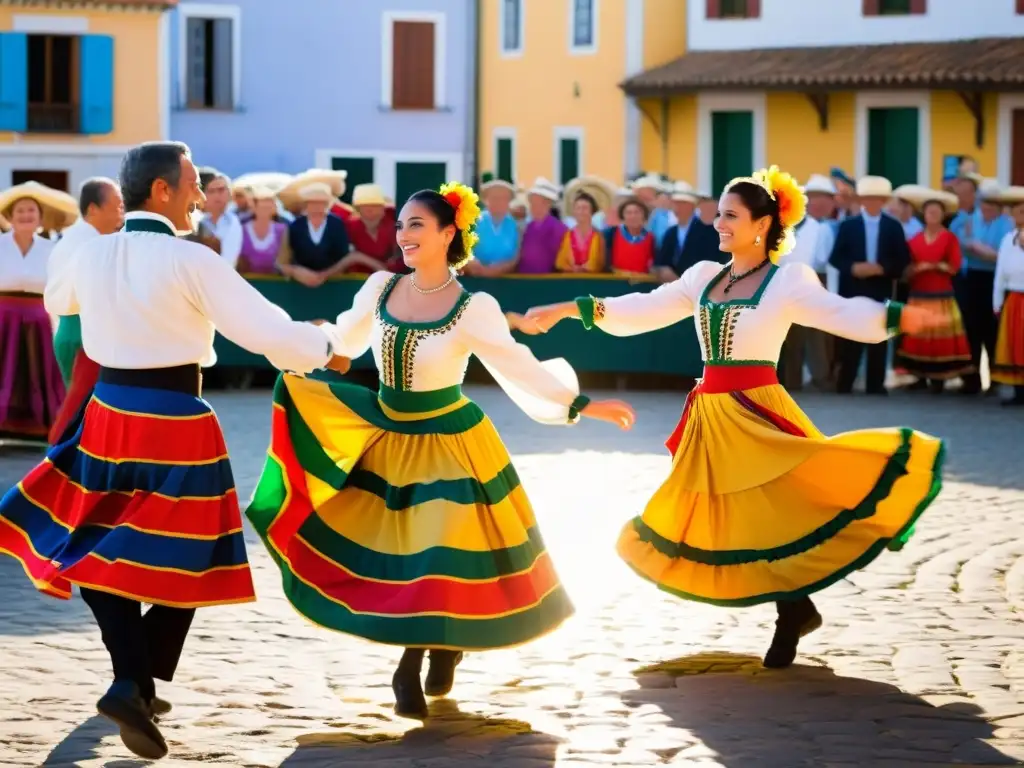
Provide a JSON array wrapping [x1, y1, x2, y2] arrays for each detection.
[[992, 186, 1024, 405], [247, 182, 635, 718], [523, 167, 945, 668]]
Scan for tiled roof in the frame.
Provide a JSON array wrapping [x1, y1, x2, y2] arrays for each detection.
[[0, 0, 176, 8], [621, 37, 1024, 96]]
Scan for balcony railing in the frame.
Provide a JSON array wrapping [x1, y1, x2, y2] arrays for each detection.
[[27, 103, 79, 134]]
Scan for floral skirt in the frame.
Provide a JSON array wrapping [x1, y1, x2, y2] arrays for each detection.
[[992, 291, 1024, 386], [620, 364, 944, 607], [894, 293, 974, 379], [246, 373, 574, 650], [0, 293, 65, 441]]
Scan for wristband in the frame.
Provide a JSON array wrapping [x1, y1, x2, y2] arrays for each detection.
[[568, 394, 591, 424], [884, 300, 904, 335]]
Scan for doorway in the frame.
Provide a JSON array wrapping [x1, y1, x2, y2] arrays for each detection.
[[12, 170, 70, 191]]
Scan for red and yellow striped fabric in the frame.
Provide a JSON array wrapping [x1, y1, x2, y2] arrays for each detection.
[[993, 291, 1024, 386]]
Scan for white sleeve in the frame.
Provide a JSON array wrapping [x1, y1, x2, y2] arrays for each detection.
[[325, 271, 393, 358], [462, 292, 581, 421], [44, 240, 79, 316], [583, 261, 714, 337], [177, 243, 332, 373], [993, 234, 1012, 313], [220, 216, 243, 269], [785, 263, 898, 343]]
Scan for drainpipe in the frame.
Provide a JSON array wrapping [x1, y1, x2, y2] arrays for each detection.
[[468, 0, 481, 187]]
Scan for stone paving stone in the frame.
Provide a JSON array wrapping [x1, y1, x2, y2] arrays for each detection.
[[0, 386, 1022, 766]]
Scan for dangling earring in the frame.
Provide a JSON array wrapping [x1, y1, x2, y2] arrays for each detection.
[[755, 235, 762, 246]]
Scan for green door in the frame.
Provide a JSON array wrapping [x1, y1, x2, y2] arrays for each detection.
[[395, 161, 448, 211], [867, 107, 919, 186], [711, 111, 753, 198], [330, 156, 375, 204], [558, 137, 580, 185], [496, 137, 514, 183]]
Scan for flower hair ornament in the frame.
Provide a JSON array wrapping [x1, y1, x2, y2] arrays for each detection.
[[439, 181, 482, 267], [726, 165, 807, 262]]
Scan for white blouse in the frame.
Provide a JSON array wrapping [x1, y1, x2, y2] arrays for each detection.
[[0, 232, 54, 293], [328, 271, 581, 421], [994, 231, 1024, 313], [44, 212, 333, 372], [588, 260, 899, 365]]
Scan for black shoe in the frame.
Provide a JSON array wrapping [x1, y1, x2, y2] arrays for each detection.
[[424, 650, 463, 697], [1001, 397, 1024, 407], [150, 695, 172, 718], [392, 668, 428, 720], [97, 681, 169, 760], [763, 601, 823, 670]]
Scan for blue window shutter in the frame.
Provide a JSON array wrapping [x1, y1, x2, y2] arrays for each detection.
[[79, 34, 114, 135], [0, 33, 28, 132]]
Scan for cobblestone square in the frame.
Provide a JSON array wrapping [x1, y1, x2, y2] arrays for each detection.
[[0, 386, 1021, 767]]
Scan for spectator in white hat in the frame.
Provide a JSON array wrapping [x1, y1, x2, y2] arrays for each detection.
[[654, 181, 721, 282], [518, 178, 566, 273], [630, 173, 676, 247], [280, 182, 353, 287]]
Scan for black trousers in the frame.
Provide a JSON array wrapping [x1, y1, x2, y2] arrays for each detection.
[[836, 338, 889, 393], [81, 588, 195, 702], [958, 270, 997, 391]]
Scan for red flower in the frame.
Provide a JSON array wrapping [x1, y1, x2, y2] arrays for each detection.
[[444, 191, 462, 211]]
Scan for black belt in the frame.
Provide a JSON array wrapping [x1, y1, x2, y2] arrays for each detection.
[[98, 364, 202, 396]]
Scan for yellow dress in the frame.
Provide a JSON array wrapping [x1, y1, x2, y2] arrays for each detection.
[[246, 271, 583, 650], [577, 261, 944, 607]]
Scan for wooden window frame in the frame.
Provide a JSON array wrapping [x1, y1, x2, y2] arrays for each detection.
[[382, 11, 445, 111], [177, 3, 241, 111], [27, 33, 80, 133]]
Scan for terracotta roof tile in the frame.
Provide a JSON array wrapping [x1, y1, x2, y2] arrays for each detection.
[[621, 37, 1024, 96]]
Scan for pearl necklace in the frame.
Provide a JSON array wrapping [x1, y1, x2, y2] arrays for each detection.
[[410, 270, 455, 295]]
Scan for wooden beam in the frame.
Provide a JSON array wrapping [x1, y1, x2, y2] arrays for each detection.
[[806, 92, 829, 131], [660, 98, 671, 174], [957, 91, 985, 149]]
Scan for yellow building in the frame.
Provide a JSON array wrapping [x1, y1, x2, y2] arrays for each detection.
[[0, 0, 171, 192], [624, 0, 1024, 194], [477, 0, 685, 187]]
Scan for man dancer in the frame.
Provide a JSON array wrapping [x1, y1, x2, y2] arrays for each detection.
[[48, 177, 124, 443], [0, 142, 347, 760]]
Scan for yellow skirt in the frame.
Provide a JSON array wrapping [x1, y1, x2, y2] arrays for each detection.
[[618, 365, 944, 607], [246, 373, 574, 650]]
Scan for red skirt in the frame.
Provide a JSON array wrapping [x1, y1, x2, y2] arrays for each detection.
[[993, 291, 1024, 386], [0, 293, 65, 441], [48, 350, 100, 445], [895, 294, 974, 379]]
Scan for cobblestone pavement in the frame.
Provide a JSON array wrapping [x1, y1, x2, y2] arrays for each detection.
[[0, 386, 1022, 767]]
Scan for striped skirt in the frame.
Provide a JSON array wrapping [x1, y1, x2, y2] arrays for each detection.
[[894, 292, 974, 379], [0, 381, 255, 607], [0, 292, 65, 441], [993, 291, 1024, 386], [246, 373, 574, 651]]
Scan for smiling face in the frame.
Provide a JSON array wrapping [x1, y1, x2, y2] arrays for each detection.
[[253, 197, 277, 222], [167, 155, 204, 232], [715, 191, 769, 254], [203, 176, 230, 215], [922, 201, 945, 227], [528, 193, 552, 220], [572, 196, 594, 227], [621, 201, 647, 232], [396, 199, 454, 270], [9, 198, 41, 234]]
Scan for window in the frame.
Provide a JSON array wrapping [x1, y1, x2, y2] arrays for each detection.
[[495, 132, 515, 182], [501, 0, 523, 54], [391, 21, 436, 110], [183, 11, 236, 110], [12, 170, 68, 192], [867, 107, 920, 186], [1018, 0, 1024, 14], [571, 0, 595, 50], [554, 128, 582, 185], [706, 0, 760, 19], [27, 34, 77, 132], [863, 0, 926, 15]]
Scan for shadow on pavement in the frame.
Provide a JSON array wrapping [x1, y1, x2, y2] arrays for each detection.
[[0, 559, 93, 636], [624, 652, 1017, 766], [278, 699, 560, 767], [38, 714, 124, 767]]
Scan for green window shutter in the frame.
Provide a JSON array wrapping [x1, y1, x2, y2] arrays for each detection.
[[867, 107, 919, 186], [395, 161, 447, 211], [559, 137, 579, 185], [711, 111, 753, 198], [496, 138, 514, 183], [330, 157, 375, 204]]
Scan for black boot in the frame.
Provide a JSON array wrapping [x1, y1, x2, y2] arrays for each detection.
[[392, 649, 428, 720], [763, 597, 822, 669], [424, 650, 463, 697], [96, 680, 169, 759]]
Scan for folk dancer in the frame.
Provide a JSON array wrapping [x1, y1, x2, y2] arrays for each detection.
[[828, 176, 911, 395], [0, 142, 346, 760], [992, 186, 1024, 406], [48, 177, 125, 443], [522, 166, 945, 668]]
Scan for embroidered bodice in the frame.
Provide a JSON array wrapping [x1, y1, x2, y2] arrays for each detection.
[[327, 272, 580, 415], [586, 261, 901, 365]]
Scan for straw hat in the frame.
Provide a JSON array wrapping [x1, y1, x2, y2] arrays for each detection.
[[0, 181, 79, 231], [978, 178, 1006, 202], [563, 175, 616, 212], [804, 174, 837, 196], [631, 173, 667, 193], [298, 182, 333, 204], [855, 176, 892, 199], [892, 184, 958, 214], [278, 169, 346, 210], [351, 183, 388, 208], [998, 186, 1024, 206], [480, 177, 516, 198], [247, 184, 280, 201], [669, 181, 699, 204], [526, 177, 560, 202], [232, 172, 292, 195]]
